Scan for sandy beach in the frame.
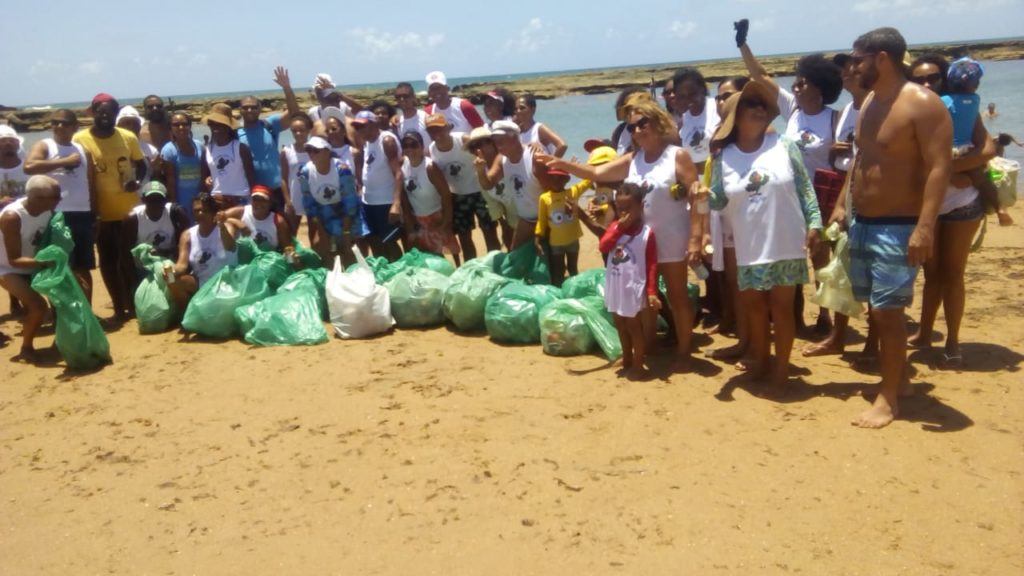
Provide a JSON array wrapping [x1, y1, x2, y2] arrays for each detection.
[[0, 204, 1022, 575]]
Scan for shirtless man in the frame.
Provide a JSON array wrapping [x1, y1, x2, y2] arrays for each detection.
[[833, 28, 952, 429], [139, 95, 172, 151]]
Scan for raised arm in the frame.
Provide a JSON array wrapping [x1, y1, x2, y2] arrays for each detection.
[[535, 151, 632, 184], [273, 66, 302, 122], [736, 20, 780, 98]]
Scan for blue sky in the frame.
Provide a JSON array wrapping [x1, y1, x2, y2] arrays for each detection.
[[1, 0, 1021, 106]]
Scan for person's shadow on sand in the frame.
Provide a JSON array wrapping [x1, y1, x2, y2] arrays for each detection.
[[715, 375, 974, 432]]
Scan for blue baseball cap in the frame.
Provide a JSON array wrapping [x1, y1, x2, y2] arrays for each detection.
[[947, 57, 984, 91]]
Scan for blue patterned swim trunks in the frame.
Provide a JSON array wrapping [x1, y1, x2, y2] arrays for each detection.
[[848, 216, 920, 310]]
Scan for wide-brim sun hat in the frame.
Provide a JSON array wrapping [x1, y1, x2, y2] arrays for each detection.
[[712, 80, 780, 144], [204, 103, 237, 129], [0, 124, 24, 145], [321, 106, 347, 126]]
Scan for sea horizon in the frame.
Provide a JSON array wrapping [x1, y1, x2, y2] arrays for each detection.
[[17, 34, 1023, 110]]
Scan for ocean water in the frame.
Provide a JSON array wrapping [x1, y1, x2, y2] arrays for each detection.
[[18, 60, 1024, 170]]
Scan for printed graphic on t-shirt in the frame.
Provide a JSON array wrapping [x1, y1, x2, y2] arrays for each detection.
[[366, 153, 376, 167], [254, 231, 269, 246], [512, 176, 524, 193], [198, 251, 212, 265], [214, 154, 231, 172], [317, 184, 338, 202], [494, 182, 506, 196], [31, 229, 44, 248], [611, 243, 633, 265], [406, 178, 418, 193], [685, 127, 708, 155], [448, 163, 463, 178], [745, 170, 771, 201], [795, 129, 822, 151], [151, 231, 168, 249], [549, 207, 575, 226]]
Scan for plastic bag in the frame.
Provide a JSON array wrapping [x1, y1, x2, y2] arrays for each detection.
[[31, 245, 111, 369], [385, 268, 451, 328], [327, 247, 394, 339], [443, 267, 512, 331], [539, 297, 621, 360], [236, 238, 291, 291], [562, 268, 605, 299], [39, 212, 75, 255], [398, 248, 456, 277], [812, 222, 864, 318], [494, 242, 551, 285], [346, 254, 398, 284], [484, 283, 562, 344], [234, 289, 328, 346], [277, 268, 328, 319], [181, 264, 272, 339], [131, 244, 177, 334], [988, 156, 1019, 209], [293, 240, 322, 269]]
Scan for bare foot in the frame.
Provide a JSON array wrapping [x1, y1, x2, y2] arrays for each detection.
[[626, 365, 653, 381], [997, 210, 1014, 227], [907, 331, 933, 349], [801, 337, 844, 357], [670, 355, 692, 373], [734, 355, 759, 373], [851, 394, 898, 429], [707, 343, 747, 360], [10, 347, 40, 364]]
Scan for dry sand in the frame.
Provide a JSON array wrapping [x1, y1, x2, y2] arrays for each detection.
[[1, 206, 1022, 575]]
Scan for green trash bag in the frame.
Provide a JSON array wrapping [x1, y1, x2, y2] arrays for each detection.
[[562, 268, 605, 299], [277, 268, 328, 319], [347, 255, 398, 283], [484, 283, 562, 344], [397, 248, 456, 277], [236, 238, 290, 290], [131, 244, 177, 334], [233, 289, 328, 347], [443, 267, 512, 331], [458, 250, 503, 274], [31, 245, 111, 370], [39, 212, 74, 255], [539, 296, 622, 360], [181, 264, 272, 339], [293, 240, 322, 269], [494, 242, 551, 285], [385, 268, 451, 328], [655, 275, 700, 314]]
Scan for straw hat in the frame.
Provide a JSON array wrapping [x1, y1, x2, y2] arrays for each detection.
[[712, 80, 780, 144], [204, 103, 237, 129]]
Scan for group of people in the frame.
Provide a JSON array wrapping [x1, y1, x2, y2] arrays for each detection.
[[0, 23, 1016, 429]]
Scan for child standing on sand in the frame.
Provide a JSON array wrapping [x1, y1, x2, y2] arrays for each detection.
[[534, 166, 590, 286], [599, 183, 660, 377]]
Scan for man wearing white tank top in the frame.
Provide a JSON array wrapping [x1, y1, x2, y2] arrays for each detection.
[[423, 71, 485, 133], [24, 109, 97, 300], [393, 82, 432, 149], [475, 120, 544, 249], [352, 110, 404, 261], [0, 176, 61, 362], [122, 182, 188, 263]]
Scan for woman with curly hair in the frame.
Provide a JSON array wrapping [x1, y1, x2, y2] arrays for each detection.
[[737, 21, 842, 335]]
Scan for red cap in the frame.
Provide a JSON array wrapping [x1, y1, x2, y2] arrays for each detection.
[[91, 93, 117, 108], [251, 185, 272, 198], [583, 138, 608, 152], [546, 168, 570, 178]]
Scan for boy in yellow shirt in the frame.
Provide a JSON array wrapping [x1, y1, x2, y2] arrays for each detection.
[[534, 166, 590, 287]]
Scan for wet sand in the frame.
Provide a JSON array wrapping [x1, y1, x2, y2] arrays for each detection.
[[0, 206, 1022, 575]]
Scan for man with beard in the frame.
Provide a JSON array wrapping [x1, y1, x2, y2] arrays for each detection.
[[236, 66, 302, 213], [139, 95, 171, 151], [831, 27, 951, 429], [73, 93, 147, 321]]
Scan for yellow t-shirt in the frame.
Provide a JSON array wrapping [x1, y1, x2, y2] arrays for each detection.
[[535, 180, 590, 247], [73, 127, 144, 221]]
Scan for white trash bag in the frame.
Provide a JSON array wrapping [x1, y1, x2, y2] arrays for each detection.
[[326, 247, 394, 339]]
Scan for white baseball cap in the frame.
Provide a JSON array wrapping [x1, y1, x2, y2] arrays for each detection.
[[0, 124, 23, 145], [425, 71, 447, 87], [305, 136, 330, 151], [490, 120, 521, 136], [116, 105, 142, 125]]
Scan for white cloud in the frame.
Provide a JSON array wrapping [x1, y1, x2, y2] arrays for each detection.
[[504, 17, 547, 53], [669, 20, 697, 40], [77, 61, 103, 75], [347, 28, 445, 56], [28, 59, 66, 78]]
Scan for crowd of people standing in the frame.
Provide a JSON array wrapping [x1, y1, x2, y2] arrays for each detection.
[[0, 23, 1016, 429]]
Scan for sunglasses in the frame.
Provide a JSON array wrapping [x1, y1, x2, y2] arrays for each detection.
[[626, 117, 650, 134], [850, 52, 876, 66], [911, 72, 943, 85]]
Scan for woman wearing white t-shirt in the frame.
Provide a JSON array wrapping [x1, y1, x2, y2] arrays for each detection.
[[539, 99, 702, 370], [740, 32, 843, 334], [514, 94, 567, 158], [704, 81, 823, 397]]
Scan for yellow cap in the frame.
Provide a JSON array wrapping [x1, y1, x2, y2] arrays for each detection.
[[587, 146, 618, 166]]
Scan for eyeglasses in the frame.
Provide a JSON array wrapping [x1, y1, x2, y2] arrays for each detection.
[[911, 72, 942, 85], [626, 117, 650, 134], [850, 52, 876, 65]]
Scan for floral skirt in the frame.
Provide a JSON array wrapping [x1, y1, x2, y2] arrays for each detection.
[[414, 212, 460, 256]]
